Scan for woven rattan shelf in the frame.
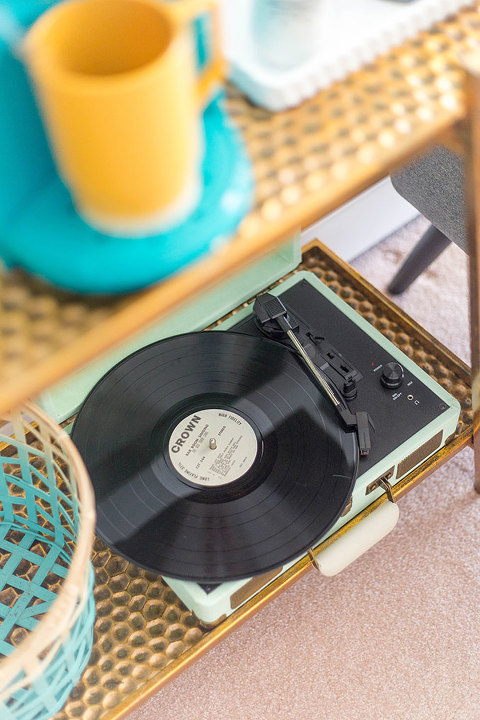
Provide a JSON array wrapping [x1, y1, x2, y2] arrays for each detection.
[[49, 241, 472, 720], [1, 4, 479, 413]]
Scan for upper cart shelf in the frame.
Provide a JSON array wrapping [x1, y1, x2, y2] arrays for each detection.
[[0, 3, 477, 415]]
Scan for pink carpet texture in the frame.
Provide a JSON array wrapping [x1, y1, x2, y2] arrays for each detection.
[[127, 217, 480, 720]]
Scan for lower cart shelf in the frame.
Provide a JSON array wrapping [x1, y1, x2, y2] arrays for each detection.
[[53, 240, 472, 720]]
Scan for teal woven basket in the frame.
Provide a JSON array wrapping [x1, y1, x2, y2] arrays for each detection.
[[0, 403, 96, 720]]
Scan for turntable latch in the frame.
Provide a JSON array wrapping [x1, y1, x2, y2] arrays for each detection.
[[378, 477, 396, 504], [366, 472, 396, 504], [308, 549, 320, 571]]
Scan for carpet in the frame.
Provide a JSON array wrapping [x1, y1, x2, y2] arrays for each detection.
[[126, 217, 479, 720]]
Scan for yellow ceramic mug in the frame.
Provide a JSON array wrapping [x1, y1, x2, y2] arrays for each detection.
[[23, 0, 223, 236]]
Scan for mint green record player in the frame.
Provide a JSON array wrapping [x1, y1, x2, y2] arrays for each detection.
[[38, 238, 460, 624]]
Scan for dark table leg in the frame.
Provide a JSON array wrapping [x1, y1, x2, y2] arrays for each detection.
[[387, 225, 451, 295]]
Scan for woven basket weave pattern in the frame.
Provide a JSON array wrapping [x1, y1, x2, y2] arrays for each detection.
[[0, 404, 95, 720]]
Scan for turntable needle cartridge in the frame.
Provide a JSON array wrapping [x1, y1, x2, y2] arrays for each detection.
[[253, 293, 374, 456]]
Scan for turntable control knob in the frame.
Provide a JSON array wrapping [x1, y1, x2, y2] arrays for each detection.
[[380, 362, 404, 390]]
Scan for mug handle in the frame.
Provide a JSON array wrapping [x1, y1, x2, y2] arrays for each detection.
[[169, 0, 225, 107]]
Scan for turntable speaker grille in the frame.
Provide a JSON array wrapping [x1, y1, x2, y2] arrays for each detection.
[[397, 431, 443, 478]]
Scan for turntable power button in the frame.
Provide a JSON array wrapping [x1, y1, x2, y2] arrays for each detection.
[[380, 362, 404, 390]]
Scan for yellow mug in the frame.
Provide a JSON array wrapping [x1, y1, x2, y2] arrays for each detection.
[[23, 0, 223, 236]]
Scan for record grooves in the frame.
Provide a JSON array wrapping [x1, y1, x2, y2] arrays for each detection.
[[72, 331, 358, 582]]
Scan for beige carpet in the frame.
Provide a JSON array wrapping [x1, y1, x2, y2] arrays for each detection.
[[127, 218, 480, 720]]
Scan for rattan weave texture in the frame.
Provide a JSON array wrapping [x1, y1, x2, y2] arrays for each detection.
[[0, 404, 96, 720]]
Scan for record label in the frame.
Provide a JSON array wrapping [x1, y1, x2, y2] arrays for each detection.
[[168, 408, 258, 487]]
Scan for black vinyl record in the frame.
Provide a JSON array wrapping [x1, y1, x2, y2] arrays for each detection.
[[72, 331, 358, 582]]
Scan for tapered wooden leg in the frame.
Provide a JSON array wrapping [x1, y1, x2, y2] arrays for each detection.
[[463, 54, 480, 493]]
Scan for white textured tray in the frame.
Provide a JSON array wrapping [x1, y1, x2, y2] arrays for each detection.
[[221, 0, 472, 110]]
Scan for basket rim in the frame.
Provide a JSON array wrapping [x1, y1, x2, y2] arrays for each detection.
[[0, 401, 96, 691]]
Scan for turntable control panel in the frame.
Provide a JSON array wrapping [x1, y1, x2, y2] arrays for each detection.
[[230, 275, 455, 474], [380, 362, 404, 389]]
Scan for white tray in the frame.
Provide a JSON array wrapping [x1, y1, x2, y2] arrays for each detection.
[[221, 0, 472, 110]]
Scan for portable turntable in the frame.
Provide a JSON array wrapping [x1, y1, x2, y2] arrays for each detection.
[[69, 269, 460, 624]]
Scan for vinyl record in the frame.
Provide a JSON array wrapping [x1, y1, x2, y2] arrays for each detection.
[[72, 331, 358, 582]]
